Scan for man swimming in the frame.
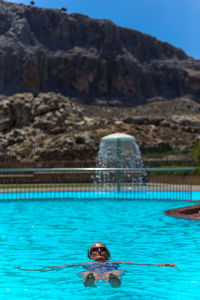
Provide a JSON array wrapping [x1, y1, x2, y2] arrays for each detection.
[[17, 241, 177, 287], [51, 242, 177, 287]]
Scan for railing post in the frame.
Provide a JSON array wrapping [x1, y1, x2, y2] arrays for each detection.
[[116, 139, 121, 192]]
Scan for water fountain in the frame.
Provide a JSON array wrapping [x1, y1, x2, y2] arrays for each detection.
[[96, 133, 146, 191]]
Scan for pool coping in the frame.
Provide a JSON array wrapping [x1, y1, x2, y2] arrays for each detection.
[[165, 204, 200, 220]]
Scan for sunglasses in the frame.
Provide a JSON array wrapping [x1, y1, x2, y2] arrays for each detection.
[[90, 247, 107, 253]]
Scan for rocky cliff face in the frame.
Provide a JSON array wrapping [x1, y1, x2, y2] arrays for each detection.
[[0, 0, 200, 103]]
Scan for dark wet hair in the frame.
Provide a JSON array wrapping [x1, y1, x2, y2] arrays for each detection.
[[88, 243, 110, 259]]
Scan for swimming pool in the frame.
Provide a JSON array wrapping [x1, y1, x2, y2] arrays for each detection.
[[1, 196, 200, 299]]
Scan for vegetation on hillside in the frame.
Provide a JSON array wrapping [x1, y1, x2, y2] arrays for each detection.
[[191, 140, 200, 167]]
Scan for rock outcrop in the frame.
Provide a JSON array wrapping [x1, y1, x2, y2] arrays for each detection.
[[0, 1, 200, 103], [0, 92, 200, 164]]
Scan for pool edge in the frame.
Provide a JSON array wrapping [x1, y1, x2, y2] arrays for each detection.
[[165, 204, 200, 220]]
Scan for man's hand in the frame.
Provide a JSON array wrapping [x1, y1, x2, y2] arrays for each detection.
[[157, 262, 178, 268]]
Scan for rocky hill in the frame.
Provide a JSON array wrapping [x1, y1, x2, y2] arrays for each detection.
[[0, 92, 200, 165], [0, 1, 200, 165], [0, 0, 200, 103]]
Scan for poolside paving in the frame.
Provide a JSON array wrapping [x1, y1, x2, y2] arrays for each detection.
[[165, 204, 200, 220]]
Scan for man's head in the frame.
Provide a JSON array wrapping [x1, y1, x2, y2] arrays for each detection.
[[88, 242, 110, 262]]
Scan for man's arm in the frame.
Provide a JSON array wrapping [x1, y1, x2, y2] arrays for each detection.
[[114, 261, 178, 268], [16, 262, 91, 272]]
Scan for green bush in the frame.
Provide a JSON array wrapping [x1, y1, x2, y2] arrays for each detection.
[[191, 141, 200, 166], [61, 7, 67, 12], [193, 167, 200, 175]]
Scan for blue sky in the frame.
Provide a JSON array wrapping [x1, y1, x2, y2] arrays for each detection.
[[7, 0, 200, 59]]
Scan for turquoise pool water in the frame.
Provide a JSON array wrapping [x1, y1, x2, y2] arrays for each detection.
[[0, 190, 198, 201], [1, 195, 200, 299]]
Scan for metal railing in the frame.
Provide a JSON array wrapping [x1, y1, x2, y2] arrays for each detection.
[[0, 167, 195, 201], [0, 144, 195, 169]]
